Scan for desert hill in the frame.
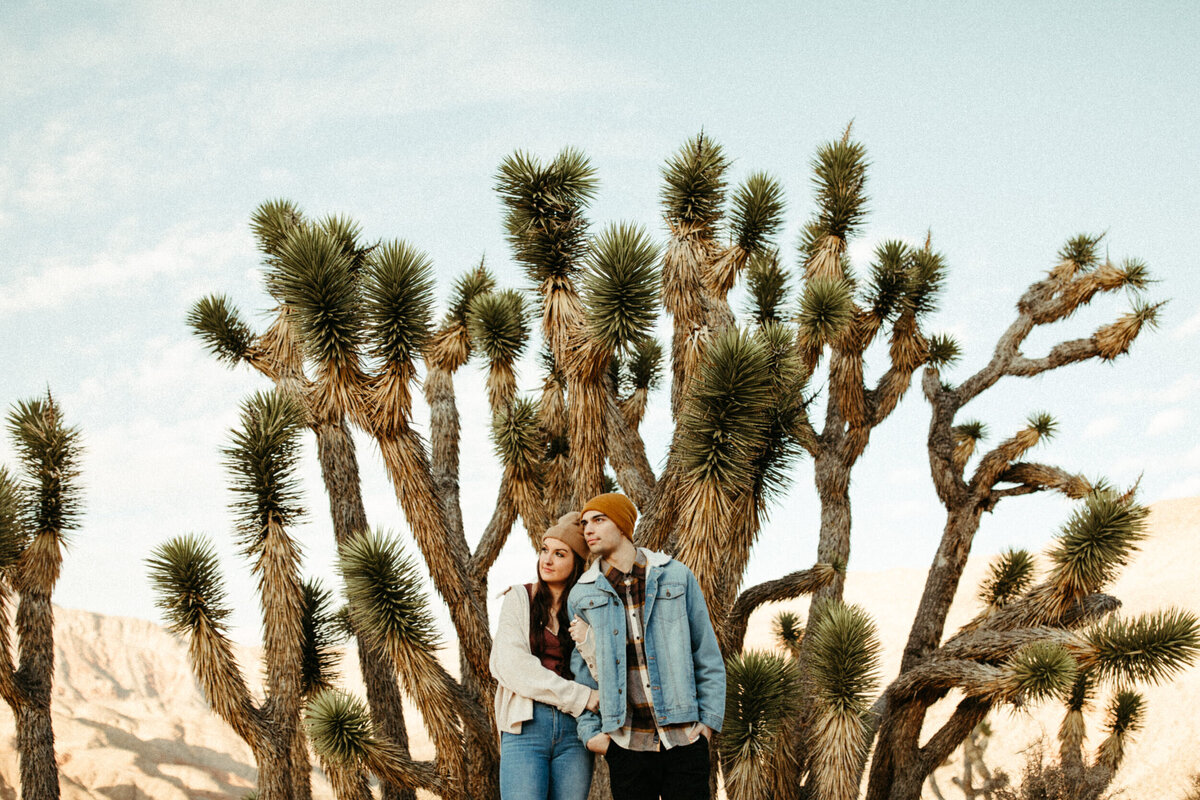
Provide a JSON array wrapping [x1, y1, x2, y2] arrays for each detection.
[[1, 497, 1197, 799]]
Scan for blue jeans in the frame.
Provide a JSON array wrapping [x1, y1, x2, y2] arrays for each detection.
[[500, 701, 592, 800]]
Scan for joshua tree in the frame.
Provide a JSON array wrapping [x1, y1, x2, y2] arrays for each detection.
[[148, 391, 347, 800], [189, 207, 419, 800], [865, 492, 1199, 800], [863, 226, 1181, 799], [176, 128, 1196, 800], [0, 393, 83, 800]]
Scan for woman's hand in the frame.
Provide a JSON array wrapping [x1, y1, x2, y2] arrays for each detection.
[[585, 689, 600, 713], [569, 615, 589, 645], [586, 733, 611, 754]]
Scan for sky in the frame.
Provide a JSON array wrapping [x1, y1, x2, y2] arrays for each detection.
[[2, 1, 1198, 644]]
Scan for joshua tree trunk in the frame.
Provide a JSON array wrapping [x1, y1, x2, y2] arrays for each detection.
[[813, 449, 852, 604], [315, 420, 416, 800], [15, 570, 60, 800]]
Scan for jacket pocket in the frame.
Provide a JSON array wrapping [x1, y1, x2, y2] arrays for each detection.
[[652, 581, 687, 622]]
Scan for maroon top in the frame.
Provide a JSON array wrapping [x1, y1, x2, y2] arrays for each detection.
[[526, 584, 570, 679]]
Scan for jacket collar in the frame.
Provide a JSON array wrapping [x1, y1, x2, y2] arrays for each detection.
[[578, 547, 671, 584]]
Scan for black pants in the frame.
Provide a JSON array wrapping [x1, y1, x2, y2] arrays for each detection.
[[604, 737, 711, 800]]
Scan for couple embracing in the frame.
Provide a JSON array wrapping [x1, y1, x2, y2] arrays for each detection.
[[489, 493, 726, 800]]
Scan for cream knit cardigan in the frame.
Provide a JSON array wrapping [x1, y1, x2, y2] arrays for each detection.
[[490, 584, 592, 734]]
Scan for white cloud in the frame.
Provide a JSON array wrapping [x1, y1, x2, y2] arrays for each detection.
[[0, 226, 249, 315], [1146, 408, 1188, 437], [1083, 415, 1119, 440], [1174, 305, 1200, 340]]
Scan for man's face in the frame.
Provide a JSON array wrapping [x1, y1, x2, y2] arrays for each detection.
[[582, 509, 624, 557]]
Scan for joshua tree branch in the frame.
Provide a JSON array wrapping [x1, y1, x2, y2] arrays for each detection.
[[986, 485, 1039, 504], [470, 477, 519, 583], [363, 742, 446, 796], [187, 620, 267, 750], [996, 463, 1091, 496], [937, 627, 1077, 663], [1003, 337, 1101, 377], [723, 564, 839, 653], [954, 277, 1134, 411], [867, 361, 920, 428], [603, 388, 656, 507], [918, 697, 993, 778], [888, 659, 1005, 701]]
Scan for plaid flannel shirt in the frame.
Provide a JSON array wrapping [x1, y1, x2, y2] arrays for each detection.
[[603, 550, 698, 751]]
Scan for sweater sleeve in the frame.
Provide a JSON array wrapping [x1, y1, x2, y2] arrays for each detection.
[[490, 587, 592, 717]]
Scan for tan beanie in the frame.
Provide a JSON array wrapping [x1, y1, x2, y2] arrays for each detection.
[[543, 511, 588, 560], [581, 493, 638, 540]]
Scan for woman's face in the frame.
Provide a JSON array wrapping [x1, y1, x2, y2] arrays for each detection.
[[539, 537, 577, 587]]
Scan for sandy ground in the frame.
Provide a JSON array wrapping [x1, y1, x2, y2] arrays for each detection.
[[1, 497, 1196, 799]]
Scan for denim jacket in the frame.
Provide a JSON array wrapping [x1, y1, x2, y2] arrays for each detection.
[[566, 548, 725, 743]]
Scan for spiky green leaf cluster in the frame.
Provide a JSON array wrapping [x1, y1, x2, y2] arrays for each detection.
[[305, 689, 374, 763], [1047, 493, 1148, 597], [745, 250, 790, 325], [979, 548, 1036, 607], [0, 468, 27, 569], [469, 289, 530, 365], [730, 172, 785, 254], [188, 294, 255, 365], [810, 138, 869, 241], [223, 391, 306, 551], [318, 214, 370, 270], [1105, 689, 1144, 734], [496, 148, 597, 281], [623, 338, 664, 393], [300, 578, 341, 696], [1065, 673, 1092, 712], [807, 601, 882, 714], [1028, 412, 1057, 439], [1057, 233, 1104, 270], [492, 397, 542, 472], [901, 247, 947, 318], [583, 222, 660, 350], [340, 530, 441, 653], [677, 329, 774, 488], [661, 132, 730, 230], [1008, 641, 1077, 702], [7, 395, 83, 539], [798, 278, 856, 345], [447, 262, 496, 326], [362, 240, 435, 367], [1084, 609, 1200, 686], [251, 199, 303, 260], [1131, 298, 1164, 328], [864, 240, 909, 318], [147, 534, 231, 634], [926, 333, 962, 369], [955, 420, 989, 442], [721, 650, 803, 761], [752, 322, 809, 500], [772, 610, 804, 653], [269, 225, 363, 367], [1119, 257, 1151, 291]]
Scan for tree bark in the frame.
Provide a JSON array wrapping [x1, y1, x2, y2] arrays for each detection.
[[315, 421, 416, 800], [812, 449, 851, 604], [15, 588, 58, 800]]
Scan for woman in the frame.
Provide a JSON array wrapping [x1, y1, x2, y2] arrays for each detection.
[[491, 511, 599, 800]]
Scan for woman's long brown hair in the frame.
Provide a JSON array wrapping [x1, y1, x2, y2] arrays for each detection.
[[529, 551, 586, 679]]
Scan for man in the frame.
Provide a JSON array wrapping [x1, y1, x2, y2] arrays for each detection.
[[567, 492, 725, 800]]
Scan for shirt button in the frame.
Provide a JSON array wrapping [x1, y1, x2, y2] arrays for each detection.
[[614, 629, 619, 636], [615, 658, 620, 664]]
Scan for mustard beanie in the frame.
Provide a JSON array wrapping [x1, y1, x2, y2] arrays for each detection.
[[543, 511, 588, 560], [581, 493, 638, 540]]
